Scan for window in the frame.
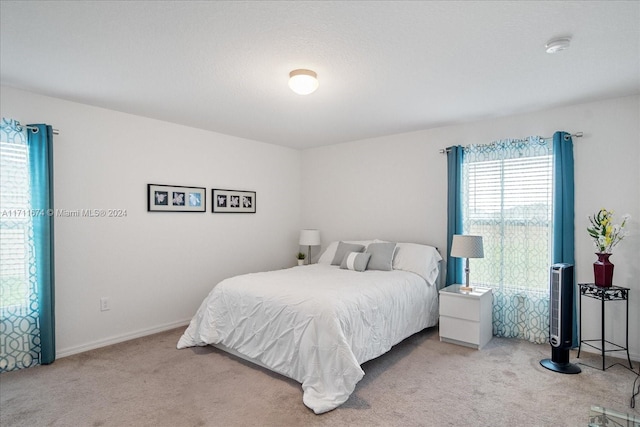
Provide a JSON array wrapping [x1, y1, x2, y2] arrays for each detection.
[[0, 119, 54, 372], [461, 138, 553, 343], [463, 146, 553, 290], [1, 128, 33, 310], [1, 121, 41, 371]]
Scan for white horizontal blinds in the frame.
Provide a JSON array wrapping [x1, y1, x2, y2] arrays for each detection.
[[462, 138, 553, 291], [0, 123, 32, 311], [468, 157, 552, 219]]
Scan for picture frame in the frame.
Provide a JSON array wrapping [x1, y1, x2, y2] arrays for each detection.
[[147, 184, 206, 212], [212, 189, 256, 213]]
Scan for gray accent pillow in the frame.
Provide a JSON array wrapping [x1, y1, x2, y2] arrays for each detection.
[[366, 242, 397, 271], [331, 241, 365, 265], [340, 252, 372, 272]]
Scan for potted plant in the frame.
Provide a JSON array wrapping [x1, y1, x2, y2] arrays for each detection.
[[587, 208, 630, 287], [297, 252, 306, 266]]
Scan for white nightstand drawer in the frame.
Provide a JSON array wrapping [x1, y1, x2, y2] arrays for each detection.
[[440, 295, 480, 321], [440, 316, 480, 346], [439, 285, 493, 349]]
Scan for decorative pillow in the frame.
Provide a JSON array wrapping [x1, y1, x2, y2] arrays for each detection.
[[331, 241, 366, 265], [392, 243, 443, 285], [319, 240, 374, 264], [318, 241, 339, 264], [366, 242, 397, 271], [340, 252, 372, 272]]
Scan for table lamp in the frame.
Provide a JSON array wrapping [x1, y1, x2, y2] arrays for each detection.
[[450, 234, 484, 292], [299, 229, 321, 265]]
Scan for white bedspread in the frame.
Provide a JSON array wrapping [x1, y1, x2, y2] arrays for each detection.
[[177, 264, 439, 414]]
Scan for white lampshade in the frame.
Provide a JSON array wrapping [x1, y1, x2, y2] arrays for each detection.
[[299, 229, 321, 246], [450, 235, 484, 292], [289, 69, 319, 95], [450, 235, 484, 259]]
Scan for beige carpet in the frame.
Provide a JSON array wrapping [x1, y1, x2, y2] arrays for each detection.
[[1, 326, 638, 427]]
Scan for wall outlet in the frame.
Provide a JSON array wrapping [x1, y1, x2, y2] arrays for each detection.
[[100, 297, 110, 311]]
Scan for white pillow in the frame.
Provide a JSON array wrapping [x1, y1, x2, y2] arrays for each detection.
[[318, 240, 376, 264], [392, 243, 442, 285]]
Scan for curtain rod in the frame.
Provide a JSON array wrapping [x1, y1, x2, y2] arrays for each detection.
[[16, 121, 60, 135], [439, 132, 583, 154]]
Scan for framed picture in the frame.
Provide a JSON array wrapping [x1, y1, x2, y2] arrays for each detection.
[[147, 184, 206, 212], [212, 189, 256, 213]]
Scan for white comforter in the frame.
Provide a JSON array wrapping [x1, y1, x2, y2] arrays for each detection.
[[177, 264, 439, 414]]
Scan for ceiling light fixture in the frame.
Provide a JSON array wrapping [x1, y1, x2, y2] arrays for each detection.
[[545, 37, 571, 54], [289, 69, 318, 95]]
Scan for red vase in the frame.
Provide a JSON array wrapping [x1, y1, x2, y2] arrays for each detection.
[[593, 253, 614, 287]]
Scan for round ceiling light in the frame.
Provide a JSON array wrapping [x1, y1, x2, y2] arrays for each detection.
[[288, 69, 318, 95], [545, 37, 571, 54]]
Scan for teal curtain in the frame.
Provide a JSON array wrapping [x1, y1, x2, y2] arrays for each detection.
[[28, 124, 55, 364], [446, 146, 463, 286], [0, 120, 55, 371], [551, 131, 576, 347]]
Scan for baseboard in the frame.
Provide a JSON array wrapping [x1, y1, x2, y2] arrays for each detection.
[[56, 318, 191, 359]]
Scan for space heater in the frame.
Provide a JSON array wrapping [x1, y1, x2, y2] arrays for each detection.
[[540, 263, 581, 374]]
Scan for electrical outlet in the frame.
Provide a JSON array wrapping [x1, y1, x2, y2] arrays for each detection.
[[100, 297, 110, 311]]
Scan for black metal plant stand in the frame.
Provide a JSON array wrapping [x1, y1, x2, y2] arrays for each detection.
[[577, 283, 633, 371]]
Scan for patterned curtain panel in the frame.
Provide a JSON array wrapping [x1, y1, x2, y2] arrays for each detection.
[[461, 137, 553, 344], [0, 118, 55, 371], [0, 118, 40, 371]]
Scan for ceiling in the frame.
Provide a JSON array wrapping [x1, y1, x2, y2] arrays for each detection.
[[1, 1, 638, 150]]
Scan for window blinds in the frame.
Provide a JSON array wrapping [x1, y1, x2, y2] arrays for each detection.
[[462, 151, 553, 290], [0, 131, 31, 310]]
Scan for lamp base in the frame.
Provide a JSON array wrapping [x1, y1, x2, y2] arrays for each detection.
[[459, 286, 473, 293]]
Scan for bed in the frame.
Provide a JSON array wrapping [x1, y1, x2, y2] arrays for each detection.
[[177, 240, 442, 414]]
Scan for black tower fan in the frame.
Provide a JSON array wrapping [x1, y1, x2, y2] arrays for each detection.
[[540, 263, 581, 374]]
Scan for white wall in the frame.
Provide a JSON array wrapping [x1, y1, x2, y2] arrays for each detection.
[[3, 86, 639, 362], [302, 94, 640, 360], [1, 86, 302, 357]]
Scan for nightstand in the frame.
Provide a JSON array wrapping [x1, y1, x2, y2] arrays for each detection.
[[439, 285, 493, 349]]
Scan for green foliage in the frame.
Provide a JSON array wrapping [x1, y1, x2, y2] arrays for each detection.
[[587, 208, 629, 253]]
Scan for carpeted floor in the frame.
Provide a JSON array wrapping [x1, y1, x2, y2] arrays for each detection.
[[1, 326, 638, 427]]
